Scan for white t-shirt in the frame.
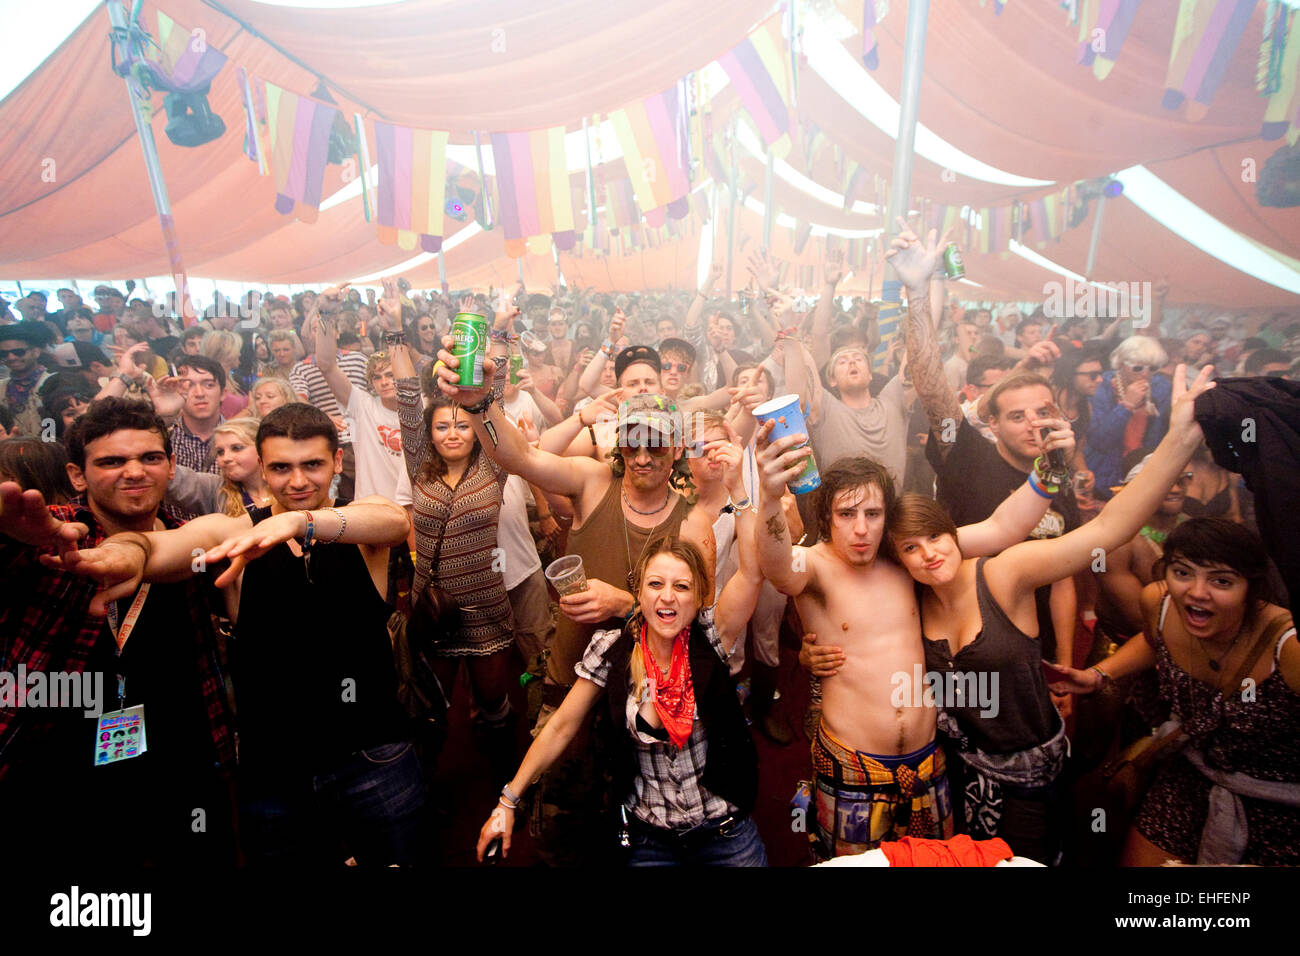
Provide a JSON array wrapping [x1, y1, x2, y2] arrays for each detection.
[[346, 388, 404, 500], [497, 475, 542, 591], [503, 389, 548, 431]]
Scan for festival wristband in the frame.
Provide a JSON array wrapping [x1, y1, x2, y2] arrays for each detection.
[[1027, 470, 1055, 500], [302, 511, 315, 549]]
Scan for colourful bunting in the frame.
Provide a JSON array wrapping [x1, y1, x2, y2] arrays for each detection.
[[490, 127, 577, 258], [604, 170, 640, 230], [863, 0, 881, 69], [1163, 0, 1258, 119], [1077, 0, 1143, 80], [151, 10, 227, 92], [717, 14, 793, 158], [373, 120, 448, 252], [842, 162, 868, 212], [264, 82, 339, 222], [609, 85, 693, 220], [237, 67, 266, 174]]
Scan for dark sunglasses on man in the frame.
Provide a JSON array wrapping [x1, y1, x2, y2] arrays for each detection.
[[661, 361, 690, 373]]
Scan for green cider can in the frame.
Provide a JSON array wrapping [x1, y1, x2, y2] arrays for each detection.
[[509, 352, 524, 385], [451, 311, 488, 387], [943, 243, 966, 280]]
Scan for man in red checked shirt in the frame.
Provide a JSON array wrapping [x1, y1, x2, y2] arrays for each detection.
[[0, 397, 236, 867]]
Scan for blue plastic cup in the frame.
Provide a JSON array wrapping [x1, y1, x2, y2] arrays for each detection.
[[754, 394, 820, 494]]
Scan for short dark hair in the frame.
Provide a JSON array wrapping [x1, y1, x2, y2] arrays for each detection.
[[966, 354, 1011, 387], [71, 341, 110, 369], [174, 353, 226, 392], [256, 402, 338, 456], [0, 321, 53, 349], [1244, 348, 1290, 375], [65, 398, 172, 469], [814, 456, 896, 545], [1154, 518, 1276, 625], [887, 493, 959, 563], [984, 371, 1052, 419]]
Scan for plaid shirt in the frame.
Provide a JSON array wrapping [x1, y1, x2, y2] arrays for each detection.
[[0, 502, 235, 781], [576, 608, 737, 830], [169, 419, 222, 473]]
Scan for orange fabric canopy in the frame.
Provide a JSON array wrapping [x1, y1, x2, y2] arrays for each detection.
[[0, 0, 1296, 308]]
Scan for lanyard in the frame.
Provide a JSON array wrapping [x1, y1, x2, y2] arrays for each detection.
[[105, 584, 151, 710]]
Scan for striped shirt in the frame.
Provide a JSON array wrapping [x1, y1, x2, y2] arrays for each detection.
[[289, 351, 369, 443]]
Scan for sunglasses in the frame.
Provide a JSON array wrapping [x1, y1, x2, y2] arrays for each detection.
[[0, 347, 33, 358], [621, 442, 674, 456], [1126, 364, 1151, 373], [661, 362, 691, 373]]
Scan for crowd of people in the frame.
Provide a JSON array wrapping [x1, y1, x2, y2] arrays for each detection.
[[1, 226, 1297, 868]]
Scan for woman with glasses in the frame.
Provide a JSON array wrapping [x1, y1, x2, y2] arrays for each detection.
[[1086, 336, 1172, 499], [406, 313, 440, 373], [1051, 345, 1107, 481]]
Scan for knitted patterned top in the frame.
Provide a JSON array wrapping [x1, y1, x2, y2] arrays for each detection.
[[396, 376, 513, 657]]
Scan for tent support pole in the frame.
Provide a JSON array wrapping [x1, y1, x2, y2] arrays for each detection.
[[437, 250, 448, 295], [107, 1, 197, 326], [879, 0, 929, 361], [726, 118, 738, 299], [1085, 196, 1107, 278], [762, 151, 774, 248], [886, 0, 930, 235]]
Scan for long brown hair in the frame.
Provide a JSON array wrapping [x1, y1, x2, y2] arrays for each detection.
[[417, 393, 481, 484]]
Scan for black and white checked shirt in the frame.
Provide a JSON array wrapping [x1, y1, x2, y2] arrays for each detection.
[[576, 607, 737, 830]]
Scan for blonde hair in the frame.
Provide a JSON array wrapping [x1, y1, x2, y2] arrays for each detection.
[[213, 417, 262, 517], [200, 329, 242, 372], [268, 328, 304, 361], [365, 351, 393, 394], [247, 376, 297, 414]]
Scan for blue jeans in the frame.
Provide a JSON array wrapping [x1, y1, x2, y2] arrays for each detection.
[[628, 814, 768, 867], [240, 740, 426, 866]]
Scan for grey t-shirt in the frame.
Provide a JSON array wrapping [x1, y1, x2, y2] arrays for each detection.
[[809, 376, 909, 484]]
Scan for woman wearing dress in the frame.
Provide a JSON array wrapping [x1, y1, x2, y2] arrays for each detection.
[[1046, 517, 1298, 865]]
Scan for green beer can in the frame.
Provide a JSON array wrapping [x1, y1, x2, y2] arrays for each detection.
[[943, 243, 966, 280], [451, 311, 488, 387], [509, 352, 524, 385]]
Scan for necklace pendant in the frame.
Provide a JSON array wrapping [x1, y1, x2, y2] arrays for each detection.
[[1207, 659, 1220, 672]]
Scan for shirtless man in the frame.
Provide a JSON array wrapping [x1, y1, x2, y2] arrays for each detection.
[[755, 226, 1075, 858]]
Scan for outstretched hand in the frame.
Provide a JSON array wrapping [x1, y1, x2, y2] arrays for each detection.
[[201, 511, 307, 588], [0, 482, 87, 554], [1168, 363, 1215, 443], [885, 216, 946, 293]]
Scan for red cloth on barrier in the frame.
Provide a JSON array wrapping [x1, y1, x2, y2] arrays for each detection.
[[879, 835, 1014, 867]]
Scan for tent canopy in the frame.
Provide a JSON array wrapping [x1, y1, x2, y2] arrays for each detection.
[[1, 0, 1297, 307]]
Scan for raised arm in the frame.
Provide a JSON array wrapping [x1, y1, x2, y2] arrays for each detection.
[[809, 250, 845, 369], [953, 418, 1075, 555], [686, 263, 722, 330], [753, 420, 816, 597], [993, 364, 1215, 594], [577, 309, 624, 399], [432, 338, 606, 506], [314, 307, 353, 406], [887, 220, 962, 462]]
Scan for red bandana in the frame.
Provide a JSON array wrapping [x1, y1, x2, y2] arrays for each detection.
[[640, 621, 695, 750]]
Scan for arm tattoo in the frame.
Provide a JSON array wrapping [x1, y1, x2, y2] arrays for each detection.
[[904, 292, 962, 455], [765, 513, 787, 543]]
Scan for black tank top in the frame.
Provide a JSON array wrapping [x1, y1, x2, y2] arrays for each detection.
[[233, 504, 407, 777], [922, 557, 1059, 754]]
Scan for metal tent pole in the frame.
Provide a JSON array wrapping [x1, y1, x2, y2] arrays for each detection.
[[106, 1, 197, 326], [886, 0, 930, 235]]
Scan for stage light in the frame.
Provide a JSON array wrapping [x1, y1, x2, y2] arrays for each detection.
[[162, 84, 226, 148]]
